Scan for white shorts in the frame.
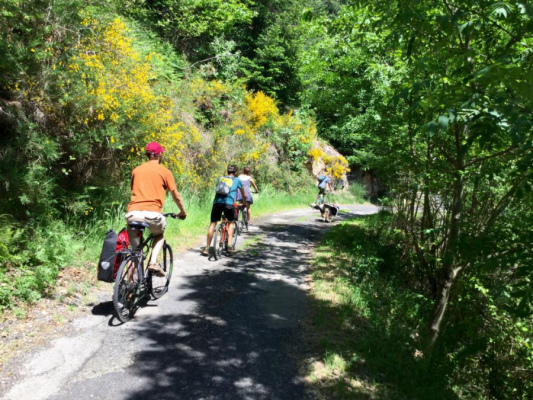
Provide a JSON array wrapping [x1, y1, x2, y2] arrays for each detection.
[[125, 211, 166, 248]]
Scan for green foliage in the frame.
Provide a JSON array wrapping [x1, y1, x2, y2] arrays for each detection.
[[0, 216, 24, 267], [311, 213, 533, 398], [240, 23, 302, 105], [347, 182, 366, 201], [118, 0, 304, 105], [0, 218, 80, 310], [310, 215, 446, 398], [300, 0, 533, 398], [0, 0, 322, 314], [118, 0, 255, 56]]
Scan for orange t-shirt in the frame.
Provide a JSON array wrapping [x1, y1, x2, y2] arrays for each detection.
[[127, 160, 177, 213]]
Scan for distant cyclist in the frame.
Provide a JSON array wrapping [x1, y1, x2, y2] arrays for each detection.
[[236, 166, 259, 225], [126, 142, 187, 276], [202, 164, 248, 255], [316, 172, 333, 205]]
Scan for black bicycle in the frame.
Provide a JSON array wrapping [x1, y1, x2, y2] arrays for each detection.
[[113, 213, 179, 323], [211, 214, 238, 260]]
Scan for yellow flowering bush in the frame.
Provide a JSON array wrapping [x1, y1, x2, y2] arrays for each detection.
[[189, 78, 319, 189], [63, 15, 200, 182], [13, 8, 329, 194], [309, 147, 323, 161], [28, 12, 325, 192], [309, 146, 350, 179], [328, 155, 350, 178], [246, 91, 278, 129]]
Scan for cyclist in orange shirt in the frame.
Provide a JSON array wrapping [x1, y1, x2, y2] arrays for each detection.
[[126, 142, 187, 276]]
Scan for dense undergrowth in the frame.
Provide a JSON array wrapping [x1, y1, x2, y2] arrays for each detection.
[[0, 183, 365, 312], [0, 0, 350, 312], [0, 185, 312, 312], [309, 213, 533, 399]]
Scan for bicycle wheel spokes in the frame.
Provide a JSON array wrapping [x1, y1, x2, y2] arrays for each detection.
[[113, 258, 139, 323], [151, 243, 173, 299]]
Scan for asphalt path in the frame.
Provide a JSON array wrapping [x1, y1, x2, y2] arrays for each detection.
[[3, 205, 379, 400]]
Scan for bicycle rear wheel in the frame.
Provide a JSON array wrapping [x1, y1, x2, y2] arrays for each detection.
[[150, 242, 173, 299], [213, 224, 225, 260], [239, 210, 248, 233], [231, 221, 239, 248], [113, 257, 140, 323]]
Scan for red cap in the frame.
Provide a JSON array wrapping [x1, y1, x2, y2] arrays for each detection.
[[145, 142, 166, 154]]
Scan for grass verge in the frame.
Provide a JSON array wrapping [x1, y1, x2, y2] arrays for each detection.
[[305, 213, 455, 399], [0, 181, 367, 316], [1, 184, 326, 314]]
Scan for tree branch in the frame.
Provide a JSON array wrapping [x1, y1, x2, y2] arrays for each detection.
[[190, 53, 239, 68], [483, 172, 528, 234], [465, 147, 517, 167]]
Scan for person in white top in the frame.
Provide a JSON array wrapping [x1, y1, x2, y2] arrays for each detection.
[[236, 166, 259, 224]]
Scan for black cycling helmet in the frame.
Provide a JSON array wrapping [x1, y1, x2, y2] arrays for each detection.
[[227, 164, 238, 174]]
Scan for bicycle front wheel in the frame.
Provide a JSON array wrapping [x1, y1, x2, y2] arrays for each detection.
[[213, 224, 225, 260], [150, 243, 173, 299], [113, 257, 140, 323]]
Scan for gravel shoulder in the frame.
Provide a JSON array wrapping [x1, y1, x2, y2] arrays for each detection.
[[0, 204, 379, 400]]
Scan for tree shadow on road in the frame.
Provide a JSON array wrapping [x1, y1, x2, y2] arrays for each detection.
[[122, 212, 390, 400], [124, 219, 328, 400]]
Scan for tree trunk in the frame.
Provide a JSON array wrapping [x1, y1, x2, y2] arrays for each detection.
[[427, 263, 463, 349], [427, 124, 465, 351]]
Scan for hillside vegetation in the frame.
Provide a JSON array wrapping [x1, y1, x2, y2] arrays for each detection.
[[0, 0, 349, 308], [1, 0, 533, 398]]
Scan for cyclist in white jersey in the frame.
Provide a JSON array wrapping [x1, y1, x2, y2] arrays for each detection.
[[236, 166, 259, 224]]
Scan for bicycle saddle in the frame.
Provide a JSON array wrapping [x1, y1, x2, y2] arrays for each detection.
[[128, 221, 150, 230]]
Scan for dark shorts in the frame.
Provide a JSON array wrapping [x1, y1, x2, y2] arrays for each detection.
[[211, 203, 236, 223], [318, 187, 326, 195]]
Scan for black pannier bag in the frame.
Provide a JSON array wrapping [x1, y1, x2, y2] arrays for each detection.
[[97, 229, 118, 282]]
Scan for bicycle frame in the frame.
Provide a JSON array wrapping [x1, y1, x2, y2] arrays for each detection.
[[121, 230, 155, 277], [219, 217, 229, 247], [113, 213, 178, 322], [117, 227, 164, 305]]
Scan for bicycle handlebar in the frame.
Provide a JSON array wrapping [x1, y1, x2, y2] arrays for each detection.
[[163, 212, 186, 220]]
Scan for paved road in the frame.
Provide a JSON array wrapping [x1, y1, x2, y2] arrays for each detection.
[[3, 205, 378, 400]]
